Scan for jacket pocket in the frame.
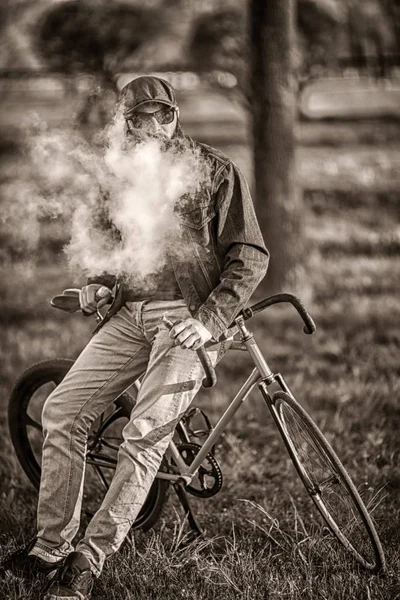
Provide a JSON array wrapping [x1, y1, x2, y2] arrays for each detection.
[[178, 203, 215, 230], [176, 202, 217, 292]]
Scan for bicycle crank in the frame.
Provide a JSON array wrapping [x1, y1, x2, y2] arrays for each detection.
[[176, 443, 223, 498]]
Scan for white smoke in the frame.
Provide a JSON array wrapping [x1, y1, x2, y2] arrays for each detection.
[[1, 109, 211, 290]]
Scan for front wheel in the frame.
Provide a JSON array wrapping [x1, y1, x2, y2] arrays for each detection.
[[8, 359, 168, 531], [271, 390, 385, 573]]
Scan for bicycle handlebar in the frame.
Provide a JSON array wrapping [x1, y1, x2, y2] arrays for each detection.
[[50, 290, 315, 389], [239, 293, 316, 335]]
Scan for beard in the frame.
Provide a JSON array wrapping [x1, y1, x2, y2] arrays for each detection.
[[124, 128, 169, 145], [121, 123, 188, 155]]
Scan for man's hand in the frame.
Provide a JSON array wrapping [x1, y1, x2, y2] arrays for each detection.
[[168, 318, 212, 351], [79, 284, 112, 314]]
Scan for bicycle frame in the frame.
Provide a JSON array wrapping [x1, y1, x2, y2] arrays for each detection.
[[155, 315, 296, 486], [85, 311, 298, 485]]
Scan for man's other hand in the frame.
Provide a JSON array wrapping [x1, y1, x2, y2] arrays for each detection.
[[79, 284, 112, 314], [169, 318, 212, 350]]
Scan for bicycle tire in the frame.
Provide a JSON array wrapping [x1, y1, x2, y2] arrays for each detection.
[[271, 391, 385, 572], [8, 358, 168, 531]]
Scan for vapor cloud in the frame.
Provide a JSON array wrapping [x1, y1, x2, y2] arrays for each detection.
[[1, 110, 211, 291]]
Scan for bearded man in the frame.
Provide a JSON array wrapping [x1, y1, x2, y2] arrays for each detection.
[[5, 76, 269, 600]]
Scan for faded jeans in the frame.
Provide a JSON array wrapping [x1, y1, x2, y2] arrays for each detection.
[[33, 299, 220, 575]]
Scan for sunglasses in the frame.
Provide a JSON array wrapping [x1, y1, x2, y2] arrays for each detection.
[[126, 106, 177, 131]]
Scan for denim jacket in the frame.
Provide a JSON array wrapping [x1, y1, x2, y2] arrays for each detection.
[[89, 140, 269, 341]]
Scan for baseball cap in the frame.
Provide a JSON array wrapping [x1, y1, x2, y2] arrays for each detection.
[[120, 76, 178, 118]]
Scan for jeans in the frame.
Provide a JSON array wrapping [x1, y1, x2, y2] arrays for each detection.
[[33, 299, 220, 575]]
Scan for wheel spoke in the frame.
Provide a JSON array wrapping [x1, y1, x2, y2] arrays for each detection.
[[97, 437, 121, 452], [25, 414, 43, 432], [91, 464, 110, 491], [87, 453, 117, 466], [318, 474, 339, 491]]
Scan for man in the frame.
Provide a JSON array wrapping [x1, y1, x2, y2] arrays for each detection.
[[5, 76, 269, 599]]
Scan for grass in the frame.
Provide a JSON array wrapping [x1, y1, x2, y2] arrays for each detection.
[[1, 127, 400, 599]]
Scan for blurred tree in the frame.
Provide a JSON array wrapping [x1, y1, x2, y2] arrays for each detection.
[[250, 0, 302, 294], [189, 0, 397, 83], [189, 8, 249, 98], [35, 0, 193, 125], [383, 0, 400, 56], [123, 0, 193, 71], [0, 0, 45, 70], [296, 0, 347, 76], [35, 1, 160, 124], [347, 0, 396, 78]]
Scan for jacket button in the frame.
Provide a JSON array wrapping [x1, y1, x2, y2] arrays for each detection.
[[189, 304, 196, 311]]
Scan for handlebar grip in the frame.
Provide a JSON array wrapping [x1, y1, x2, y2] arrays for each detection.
[[292, 297, 316, 335], [243, 293, 316, 335], [196, 346, 217, 388], [162, 316, 217, 388]]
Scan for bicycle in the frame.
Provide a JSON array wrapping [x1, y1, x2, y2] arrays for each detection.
[[8, 288, 386, 573]]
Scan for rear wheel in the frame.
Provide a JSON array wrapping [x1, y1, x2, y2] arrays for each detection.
[[271, 390, 385, 572], [8, 359, 168, 531]]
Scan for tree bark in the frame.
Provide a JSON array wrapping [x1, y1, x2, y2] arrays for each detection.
[[250, 0, 303, 295]]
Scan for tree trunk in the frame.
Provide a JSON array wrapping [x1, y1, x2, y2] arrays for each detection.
[[250, 0, 303, 295]]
